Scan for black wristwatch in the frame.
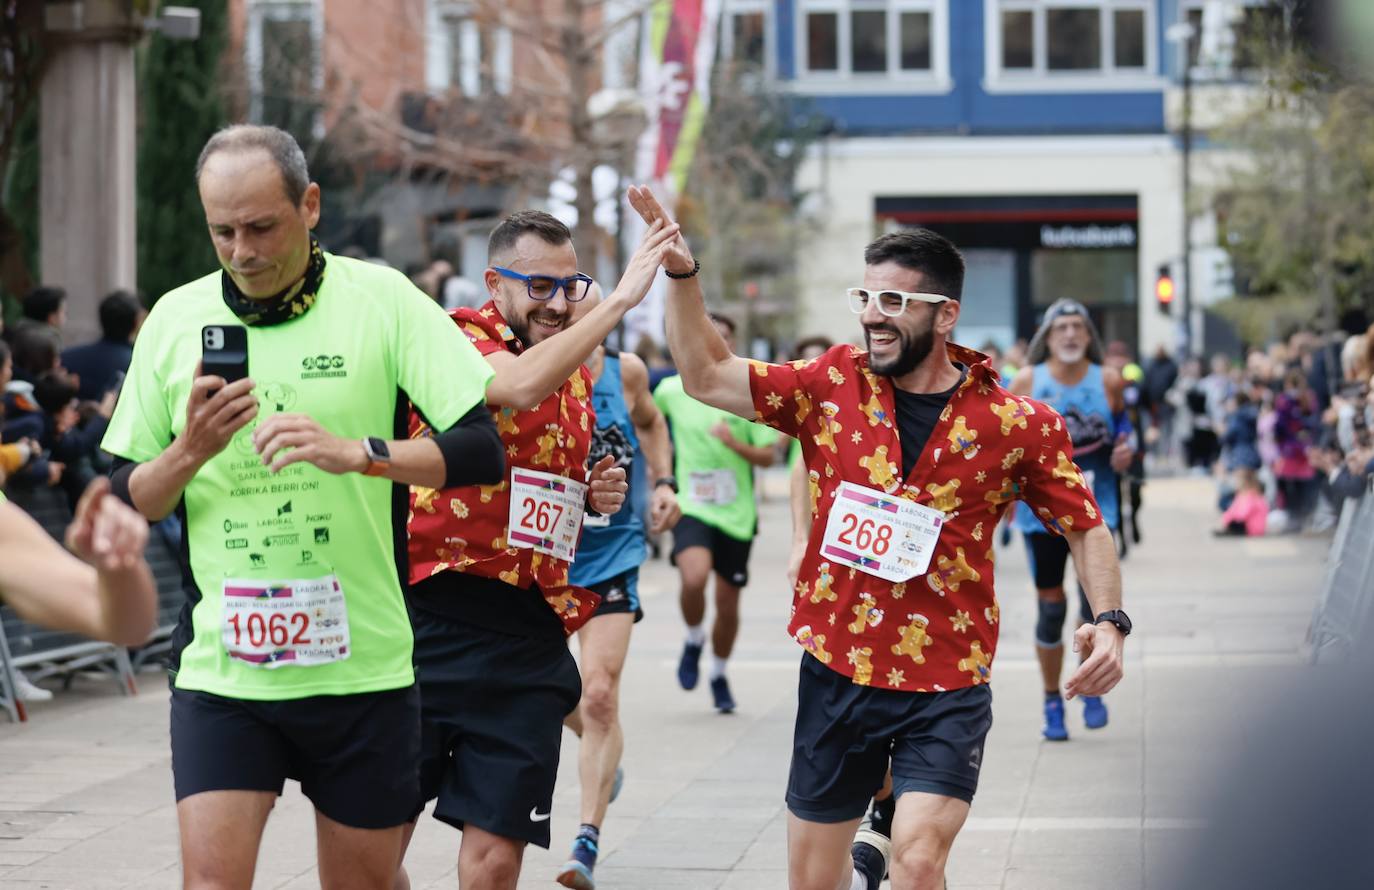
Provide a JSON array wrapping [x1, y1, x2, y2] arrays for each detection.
[[1094, 609, 1132, 637], [655, 476, 679, 493]]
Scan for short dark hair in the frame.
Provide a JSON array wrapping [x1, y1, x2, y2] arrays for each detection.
[[11, 324, 59, 376], [22, 286, 66, 323], [34, 370, 78, 415], [487, 211, 572, 264], [863, 229, 965, 301], [196, 124, 310, 206], [99, 290, 144, 342], [708, 312, 737, 337], [794, 335, 834, 357]]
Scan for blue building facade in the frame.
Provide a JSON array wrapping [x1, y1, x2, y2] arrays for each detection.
[[726, 0, 1261, 355]]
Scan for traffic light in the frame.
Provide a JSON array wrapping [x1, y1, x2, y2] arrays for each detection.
[[1155, 264, 1175, 315]]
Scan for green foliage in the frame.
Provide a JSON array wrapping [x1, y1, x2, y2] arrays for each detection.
[[136, 0, 228, 301], [683, 67, 826, 341], [0, 103, 39, 323], [1215, 28, 1374, 328]]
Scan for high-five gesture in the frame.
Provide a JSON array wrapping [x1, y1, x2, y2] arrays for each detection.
[[627, 186, 696, 276], [608, 216, 681, 309]]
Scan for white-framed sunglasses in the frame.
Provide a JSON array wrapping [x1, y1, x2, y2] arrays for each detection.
[[847, 287, 952, 318]]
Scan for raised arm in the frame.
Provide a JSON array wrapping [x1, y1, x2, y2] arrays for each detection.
[[628, 186, 756, 419], [0, 479, 156, 647]]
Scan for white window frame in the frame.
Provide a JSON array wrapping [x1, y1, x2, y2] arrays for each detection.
[[245, 0, 324, 140], [1178, 0, 1272, 82], [720, 0, 777, 79], [983, 0, 1163, 94], [794, 0, 951, 95], [425, 1, 513, 97]]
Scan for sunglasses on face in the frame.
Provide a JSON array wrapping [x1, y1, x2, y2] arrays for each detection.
[[493, 267, 594, 302], [847, 287, 951, 318]]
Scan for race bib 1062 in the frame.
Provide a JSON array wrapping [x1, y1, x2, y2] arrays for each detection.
[[221, 575, 350, 668], [819, 482, 946, 582]]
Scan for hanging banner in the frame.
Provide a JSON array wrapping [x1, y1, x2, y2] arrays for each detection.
[[623, 0, 722, 349]]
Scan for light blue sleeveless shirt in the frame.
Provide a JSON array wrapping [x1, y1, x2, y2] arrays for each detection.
[[1015, 362, 1121, 532], [570, 352, 647, 586]]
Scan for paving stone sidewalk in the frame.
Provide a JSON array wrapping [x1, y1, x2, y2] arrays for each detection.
[[0, 474, 1329, 889]]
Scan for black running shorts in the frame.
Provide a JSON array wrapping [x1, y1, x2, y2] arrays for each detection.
[[411, 606, 582, 849], [786, 654, 993, 823], [670, 515, 754, 587], [1024, 533, 1094, 623], [169, 683, 421, 829]]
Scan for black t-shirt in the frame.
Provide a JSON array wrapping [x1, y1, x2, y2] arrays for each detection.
[[409, 572, 564, 641], [892, 369, 966, 479]]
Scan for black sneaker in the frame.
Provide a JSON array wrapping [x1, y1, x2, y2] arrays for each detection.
[[710, 675, 736, 713], [867, 794, 896, 839], [678, 641, 703, 690], [851, 827, 891, 890]]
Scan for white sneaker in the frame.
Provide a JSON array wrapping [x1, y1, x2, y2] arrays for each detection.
[[13, 671, 53, 702], [851, 827, 891, 889]]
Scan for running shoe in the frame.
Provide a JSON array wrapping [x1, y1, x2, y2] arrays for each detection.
[[855, 796, 895, 881], [1082, 695, 1109, 730], [1042, 696, 1069, 741], [556, 836, 599, 890], [609, 766, 624, 804], [851, 826, 891, 890], [710, 675, 736, 713], [14, 671, 53, 702], [677, 640, 703, 690]]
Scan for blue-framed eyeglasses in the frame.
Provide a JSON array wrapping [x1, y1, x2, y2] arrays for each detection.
[[493, 267, 594, 303]]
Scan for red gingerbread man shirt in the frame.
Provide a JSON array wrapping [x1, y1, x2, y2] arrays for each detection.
[[749, 343, 1103, 692], [406, 301, 600, 634]]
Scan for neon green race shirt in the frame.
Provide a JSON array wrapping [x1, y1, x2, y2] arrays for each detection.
[[652, 374, 778, 542], [102, 255, 492, 701]]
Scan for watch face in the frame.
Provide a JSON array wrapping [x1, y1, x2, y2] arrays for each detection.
[[367, 437, 391, 460]]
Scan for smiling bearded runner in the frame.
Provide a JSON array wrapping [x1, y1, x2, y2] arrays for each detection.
[[631, 182, 1129, 890], [397, 209, 679, 890]]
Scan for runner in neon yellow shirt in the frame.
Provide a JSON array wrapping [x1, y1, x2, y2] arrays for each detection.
[[653, 313, 778, 712], [102, 125, 504, 889]]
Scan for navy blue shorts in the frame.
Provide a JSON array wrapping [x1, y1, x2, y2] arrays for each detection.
[[588, 570, 643, 623], [671, 515, 754, 587], [169, 683, 421, 829], [787, 655, 993, 823], [411, 607, 581, 848]]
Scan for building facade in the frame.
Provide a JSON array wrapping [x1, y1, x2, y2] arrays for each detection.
[[725, 0, 1272, 358]]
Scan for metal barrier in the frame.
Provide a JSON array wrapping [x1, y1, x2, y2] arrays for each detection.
[[1308, 485, 1374, 664]]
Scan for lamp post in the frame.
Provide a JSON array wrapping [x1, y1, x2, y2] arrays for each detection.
[[1166, 20, 1197, 361]]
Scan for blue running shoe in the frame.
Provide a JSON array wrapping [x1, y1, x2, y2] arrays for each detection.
[[710, 675, 736, 713], [609, 766, 624, 804], [1043, 696, 1069, 741], [677, 641, 703, 690], [557, 837, 598, 890], [1082, 695, 1109, 729]]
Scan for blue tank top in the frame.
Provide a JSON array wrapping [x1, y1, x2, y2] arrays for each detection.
[[570, 352, 647, 586], [1015, 362, 1121, 532]]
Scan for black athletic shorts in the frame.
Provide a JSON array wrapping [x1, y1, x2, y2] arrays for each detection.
[[1024, 533, 1093, 623], [588, 570, 643, 623], [169, 683, 421, 829], [411, 606, 582, 848], [670, 515, 754, 587], [787, 654, 993, 823]]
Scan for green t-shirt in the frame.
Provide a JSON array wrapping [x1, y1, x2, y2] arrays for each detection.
[[653, 374, 778, 541], [102, 255, 492, 701]]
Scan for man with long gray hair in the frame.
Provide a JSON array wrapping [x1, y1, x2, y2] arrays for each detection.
[[1010, 299, 1134, 741]]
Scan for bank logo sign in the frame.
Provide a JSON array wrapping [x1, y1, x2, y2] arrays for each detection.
[[301, 355, 347, 379]]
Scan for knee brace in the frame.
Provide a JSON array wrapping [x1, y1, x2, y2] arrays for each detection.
[[1035, 599, 1068, 648]]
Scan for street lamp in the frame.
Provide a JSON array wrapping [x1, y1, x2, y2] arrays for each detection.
[[1166, 20, 1196, 360]]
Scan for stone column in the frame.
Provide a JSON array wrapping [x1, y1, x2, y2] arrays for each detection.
[[39, 4, 139, 345]]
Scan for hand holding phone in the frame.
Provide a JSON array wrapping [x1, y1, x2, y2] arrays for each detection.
[[202, 325, 249, 385]]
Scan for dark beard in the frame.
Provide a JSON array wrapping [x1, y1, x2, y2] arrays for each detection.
[[867, 320, 935, 378]]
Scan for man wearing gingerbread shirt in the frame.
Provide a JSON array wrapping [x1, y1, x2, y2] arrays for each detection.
[[397, 209, 680, 890], [630, 186, 1128, 890]]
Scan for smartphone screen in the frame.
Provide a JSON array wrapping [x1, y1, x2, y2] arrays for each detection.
[[202, 325, 249, 384]]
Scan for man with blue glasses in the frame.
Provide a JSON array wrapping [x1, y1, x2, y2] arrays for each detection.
[[397, 209, 680, 890]]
